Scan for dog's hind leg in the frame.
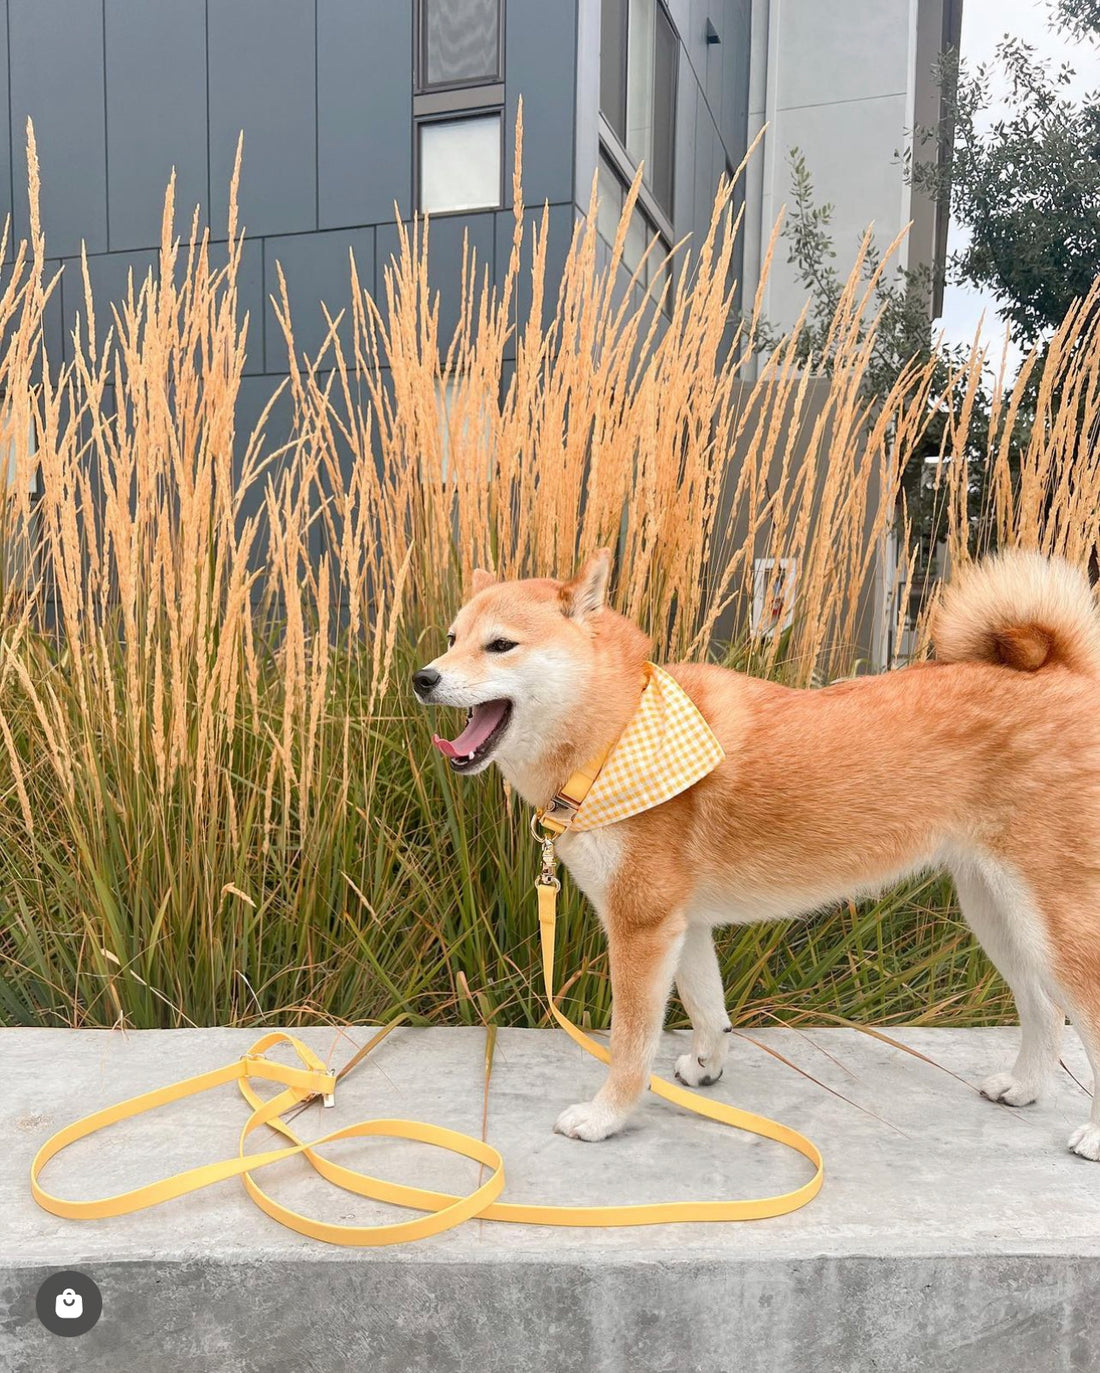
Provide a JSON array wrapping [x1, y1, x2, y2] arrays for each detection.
[[1066, 1009, 1100, 1160], [1047, 932, 1100, 1160], [673, 924, 732, 1087], [952, 857, 1064, 1107]]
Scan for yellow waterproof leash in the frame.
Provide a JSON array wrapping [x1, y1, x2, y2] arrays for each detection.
[[30, 875, 823, 1243], [31, 817, 823, 1244]]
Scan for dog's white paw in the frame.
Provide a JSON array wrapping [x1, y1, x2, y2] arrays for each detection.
[[980, 1072, 1039, 1107], [674, 1052, 724, 1088], [553, 1099, 624, 1142], [1068, 1122, 1100, 1161]]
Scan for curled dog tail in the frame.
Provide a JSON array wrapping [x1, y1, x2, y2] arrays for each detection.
[[932, 549, 1100, 676]]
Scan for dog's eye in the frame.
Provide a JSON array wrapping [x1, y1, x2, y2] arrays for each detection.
[[446, 632, 455, 648], [486, 638, 517, 654]]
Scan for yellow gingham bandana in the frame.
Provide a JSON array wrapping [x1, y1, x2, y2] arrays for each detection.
[[569, 663, 725, 831]]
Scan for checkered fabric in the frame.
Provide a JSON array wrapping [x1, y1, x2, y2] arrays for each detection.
[[570, 663, 725, 831]]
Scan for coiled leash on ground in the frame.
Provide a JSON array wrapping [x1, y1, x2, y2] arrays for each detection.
[[30, 818, 823, 1245]]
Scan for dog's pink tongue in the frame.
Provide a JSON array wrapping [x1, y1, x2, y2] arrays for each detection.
[[432, 700, 509, 759]]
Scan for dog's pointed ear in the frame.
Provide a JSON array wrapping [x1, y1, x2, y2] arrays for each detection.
[[469, 567, 497, 595], [561, 549, 612, 620]]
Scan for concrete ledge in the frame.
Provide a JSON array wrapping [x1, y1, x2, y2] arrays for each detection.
[[2, 1024, 1099, 1372]]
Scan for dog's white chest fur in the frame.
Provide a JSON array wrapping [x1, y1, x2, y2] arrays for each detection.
[[556, 826, 624, 912]]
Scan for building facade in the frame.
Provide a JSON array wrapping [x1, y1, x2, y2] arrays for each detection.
[[7, 0, 959, 654], [4, 0, 748, 440], [743, 0, 963, 345], [4, 0, 955, 399]]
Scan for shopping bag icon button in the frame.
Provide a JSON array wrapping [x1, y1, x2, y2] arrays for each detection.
[[36, 1271, 101, 1336], [55, 1288, 83, 1319]]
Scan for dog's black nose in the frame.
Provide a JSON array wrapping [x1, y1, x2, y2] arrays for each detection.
[[412, 667, 441, 697]]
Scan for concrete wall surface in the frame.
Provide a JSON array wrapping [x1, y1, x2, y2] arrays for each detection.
[[3, 1024, 1099, 1371], [744, 0, 954, 338]]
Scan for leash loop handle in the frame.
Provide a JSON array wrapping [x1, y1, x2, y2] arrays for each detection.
[[31, 1030, 506, 1247]]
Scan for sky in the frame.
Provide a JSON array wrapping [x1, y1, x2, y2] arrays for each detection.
[[936, 0, 1100, 374]]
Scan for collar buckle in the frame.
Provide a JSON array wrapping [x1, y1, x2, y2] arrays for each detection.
[[542, 791, 580, 830]]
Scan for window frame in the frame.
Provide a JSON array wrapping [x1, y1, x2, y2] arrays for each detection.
[[599, 0, 629, 145], [598, 118, 674, 247], [597, 0, 679, 227], [415, 0, 506, 95], [416, 109, 506, 217], [649, 0, 678, 218]]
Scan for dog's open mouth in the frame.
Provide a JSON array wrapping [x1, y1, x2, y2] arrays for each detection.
[[432, 699, 512, 772]]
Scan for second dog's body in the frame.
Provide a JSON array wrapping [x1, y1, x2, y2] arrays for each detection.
[[415, 550, 1100, 1159]]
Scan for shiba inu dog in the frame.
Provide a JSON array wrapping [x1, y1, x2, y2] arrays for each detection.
[[413, 548, 1100, 1157]]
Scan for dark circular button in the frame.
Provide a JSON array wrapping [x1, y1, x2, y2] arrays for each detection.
[[35, 1271, 102, 1337]]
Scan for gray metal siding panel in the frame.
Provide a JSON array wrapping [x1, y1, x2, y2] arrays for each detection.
[[317, 0, 412, 228], [719, 1, 752, 172], [263, 226, 374, 372], [59, 249, 158, 364], [700, 4, 728, 139], [104, 0, 209, 253], [207, 0, 317, 238], [235, 238, 266, 377], [503, 0, 576, 209], [57, 241, 263, 376], [208, 236, 266, 376], [378, 212, 495, 349], [10, 0, 107, 258], [233, 374, 294, 562], [40, 264, 64, 370], [494, 203, 574, 355], [1, 0, 752, 414], [0, 253, 60, 369]]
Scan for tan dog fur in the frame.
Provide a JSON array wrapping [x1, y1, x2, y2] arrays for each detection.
[[415, 549, 1100, 1156]]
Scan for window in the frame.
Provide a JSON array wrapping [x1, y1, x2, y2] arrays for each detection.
[[418, 0, 502, 89], [419, 114, 502, 214], [433, 375, 495, 486], [597, 156, 623, 247], [596, 151, 671, 307], [650, 3, 677, 216], [414, 0, 505, 215], [600, 0, 628, 144], [600, 0, 677, 218]]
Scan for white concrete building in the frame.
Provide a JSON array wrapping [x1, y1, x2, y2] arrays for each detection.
[[742, 0, 962, 340]]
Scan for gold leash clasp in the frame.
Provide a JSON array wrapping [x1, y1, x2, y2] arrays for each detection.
[[531, 812, 561, 890]]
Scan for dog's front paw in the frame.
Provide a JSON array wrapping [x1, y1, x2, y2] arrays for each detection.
[[674, 1052, 724, 1088], [980, 1071, 1040, 1107], [553, 1099, 624, 1142], [1068, 1122, 1100, 1161]]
